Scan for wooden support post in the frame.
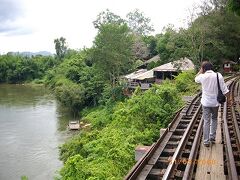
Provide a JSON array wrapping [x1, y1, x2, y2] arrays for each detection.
[[135, 145, 151, 161]]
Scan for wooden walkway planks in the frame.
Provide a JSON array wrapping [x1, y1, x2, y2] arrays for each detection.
[[195, 108, 226, 180]]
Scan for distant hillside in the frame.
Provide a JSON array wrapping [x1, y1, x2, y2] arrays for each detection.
[[9, 51, 53, 56]]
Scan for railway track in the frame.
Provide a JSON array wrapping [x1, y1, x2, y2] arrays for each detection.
[[125, 75, 240, 180], [222, 78, 240, 179]]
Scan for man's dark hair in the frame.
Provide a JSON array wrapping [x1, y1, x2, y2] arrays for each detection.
[[201, 61, 213, 73]]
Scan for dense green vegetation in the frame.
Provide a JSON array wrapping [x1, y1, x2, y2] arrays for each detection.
[[0, 54, 57, 83], [0, 0, 239, 179], [156, 10, 240, 67], [59, 83, 184, 179], [92, 23, 134, 86], [228, 0, 240, 15]]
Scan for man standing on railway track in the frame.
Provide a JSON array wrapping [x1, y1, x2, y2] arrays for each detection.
[[195, 61, 230, 147]]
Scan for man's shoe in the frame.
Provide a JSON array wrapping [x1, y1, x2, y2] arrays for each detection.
[[210, 138, 215, 144], [204, 142, 210, 147]]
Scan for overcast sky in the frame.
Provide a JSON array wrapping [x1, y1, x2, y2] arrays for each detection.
[[0, 0, 202, 54]]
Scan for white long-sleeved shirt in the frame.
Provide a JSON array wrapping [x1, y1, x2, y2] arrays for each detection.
[[195, 70, 229, 107]]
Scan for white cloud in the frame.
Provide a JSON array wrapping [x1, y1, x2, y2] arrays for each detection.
[[0, 0, 202, 54]]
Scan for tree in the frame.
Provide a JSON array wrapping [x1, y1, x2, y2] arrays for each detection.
[[132, 35, 149, 60], [187, 10, 240, 67], [55, 80, 86, 116], [199, 0, 214, 16], [156, 27, 190, 65], [92, 23, 134, 86], [142, 35, 158, 58], [156, 25, 180, 64], [54, 37, 68, 60], [158, 5, 240, 68], [93, 9, 125, 29], [126, 9, 154, 36], [210, 0, 227, 10], [227, 0, 240, 15]]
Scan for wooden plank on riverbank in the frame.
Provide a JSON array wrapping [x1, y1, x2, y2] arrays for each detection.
[[68, 121, 80, 130]]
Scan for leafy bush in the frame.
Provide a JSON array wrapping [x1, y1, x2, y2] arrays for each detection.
[[45, 50, 105, 110], [83, 107, 113, 129], [55, 80, 86, 113], [99, 83, 126, 105], [59, 82, 183, 179], [174, 70, 198, 94]]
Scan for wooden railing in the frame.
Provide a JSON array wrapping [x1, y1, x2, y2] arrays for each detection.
[[127, 82, 151, 90]]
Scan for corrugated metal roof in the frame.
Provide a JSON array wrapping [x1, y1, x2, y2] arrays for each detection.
[[123, 58, 195, 81], [153, 58, 195, 72], [124, 69, 148, 79], [134, 70, 154, 80]]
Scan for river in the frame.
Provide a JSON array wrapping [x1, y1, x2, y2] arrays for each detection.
[[0, 84, 74, 180]]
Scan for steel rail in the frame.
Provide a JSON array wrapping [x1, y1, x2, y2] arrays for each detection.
[[222, 81, 238, 179], [125, 94, 201, 180], [162, 105, 202, 179], [182, 117, 203, 179], [124, 108, 183, 180], [231, 81, 240, 150]]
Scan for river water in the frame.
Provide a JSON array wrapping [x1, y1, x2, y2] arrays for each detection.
[[0, 84, 73, 180]]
